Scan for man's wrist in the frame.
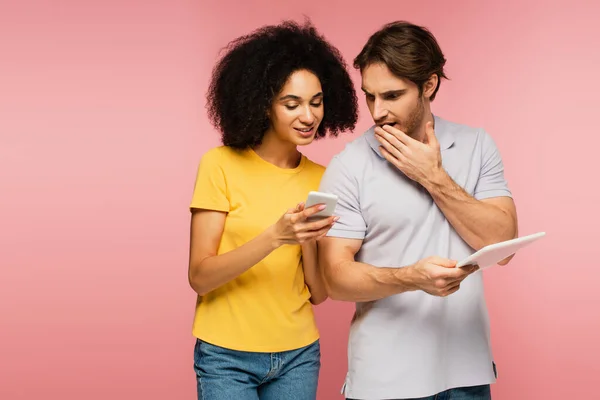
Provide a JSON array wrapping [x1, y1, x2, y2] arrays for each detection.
[[422, 166, 449, 194], [371, 265, 417, 293], [393, 265, 418, 292]]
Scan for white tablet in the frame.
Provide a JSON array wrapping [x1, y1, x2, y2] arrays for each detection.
[[456, 231, 546, 270]]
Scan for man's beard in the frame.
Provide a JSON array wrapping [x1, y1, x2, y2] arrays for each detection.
[[403, 96, 425, 139]]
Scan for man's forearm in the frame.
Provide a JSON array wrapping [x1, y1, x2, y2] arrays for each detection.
[[323, 259, 414, 302], [301, 241, 328, 305], [422, 169, 517, 250]]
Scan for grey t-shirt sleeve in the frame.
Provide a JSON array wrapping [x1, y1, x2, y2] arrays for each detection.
[[318, 156, 367, 239], [473, 130, 513, 200]]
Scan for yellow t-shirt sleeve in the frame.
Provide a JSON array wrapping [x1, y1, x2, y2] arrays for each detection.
[[190, 149, 230, 212]]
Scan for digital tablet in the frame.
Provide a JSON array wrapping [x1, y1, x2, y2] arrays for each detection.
[[456, 232, 546, 270]]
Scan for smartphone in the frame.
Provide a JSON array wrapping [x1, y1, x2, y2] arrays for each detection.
[[304, 191, 338, 220]]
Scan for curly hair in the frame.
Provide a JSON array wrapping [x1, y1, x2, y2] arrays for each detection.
[[206, 20, 358, 149]]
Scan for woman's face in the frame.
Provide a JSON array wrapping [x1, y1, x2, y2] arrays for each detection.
[[267, 69, 324, 146]]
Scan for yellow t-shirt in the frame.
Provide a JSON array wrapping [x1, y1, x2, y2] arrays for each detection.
[[189, 146, 324, 352]]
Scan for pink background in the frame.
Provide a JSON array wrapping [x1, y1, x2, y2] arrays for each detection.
[[2, 0, 598, 399]]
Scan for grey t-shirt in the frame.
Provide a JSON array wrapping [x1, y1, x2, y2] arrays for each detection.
[[319, 115, 512, 399]]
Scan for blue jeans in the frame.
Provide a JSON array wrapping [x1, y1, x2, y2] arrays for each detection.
[[347, 384, 491, 400], [193, 339, 320, 400]]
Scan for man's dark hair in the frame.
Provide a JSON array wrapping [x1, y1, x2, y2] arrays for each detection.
[[206, 20, 358, 149], [354, 21, 448, 101]]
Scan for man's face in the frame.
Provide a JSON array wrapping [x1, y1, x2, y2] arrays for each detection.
[[361, 62, 425, 139]]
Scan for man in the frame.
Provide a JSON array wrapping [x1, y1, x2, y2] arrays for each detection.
[[318, 21, 518, 400]]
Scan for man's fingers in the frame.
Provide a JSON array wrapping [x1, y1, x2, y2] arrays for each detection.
[[443, 282, 461, 296], [459, 264, 479, 275], [466, 264, 479, 273], [445, 264, 479, 282], [375, 130, 409, 155], [380, 146, 408, 170], [377, 125, 416, 146], [430, 263, 477, 285], [448, 266, 473, 279], [375, 134, 404, 159], [428, 256, 457, 268], [424, 121, 439, 146]]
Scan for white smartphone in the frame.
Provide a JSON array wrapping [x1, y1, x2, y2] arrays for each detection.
[[304, 191, 338, 220], [456, 231, 546, 270]]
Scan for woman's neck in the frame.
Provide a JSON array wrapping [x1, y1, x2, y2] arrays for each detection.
[[252, 131, 301, 169]]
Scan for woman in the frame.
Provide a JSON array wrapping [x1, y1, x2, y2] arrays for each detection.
[[188, 20, 358, 400]]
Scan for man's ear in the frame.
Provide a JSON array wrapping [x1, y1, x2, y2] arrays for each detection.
[[422, 74, 439, 100]]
